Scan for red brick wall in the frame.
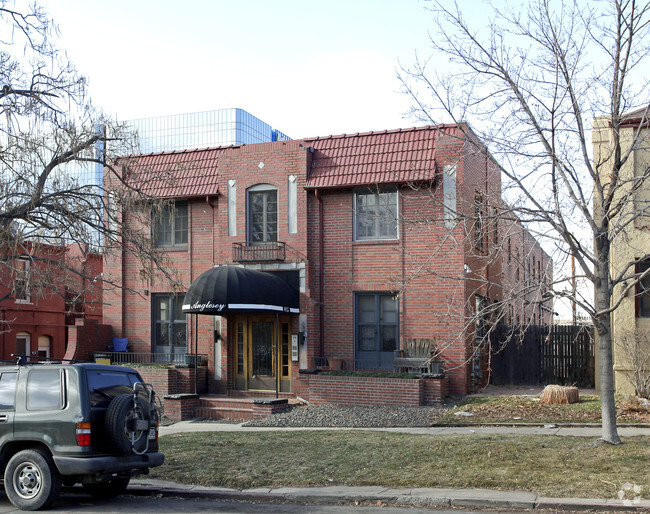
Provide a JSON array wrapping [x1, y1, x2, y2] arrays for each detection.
[[162, 395, 200, 421], [137, 366, 208, 395], [0, 245, 68, 360], [102, 127, 548, 399], [299, 374, 447, 407], [422, 376, 448, 405], [64, 318, 113, 362]]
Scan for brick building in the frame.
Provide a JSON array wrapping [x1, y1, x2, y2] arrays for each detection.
[[103, 123, 552, 398], [0, 243, 102, 362]]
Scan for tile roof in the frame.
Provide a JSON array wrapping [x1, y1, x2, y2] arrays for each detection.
[[117, 147, 227, 198], [620, 105, 650, 127], [304, 126, 438, 189], [116, 125, 444, 198]]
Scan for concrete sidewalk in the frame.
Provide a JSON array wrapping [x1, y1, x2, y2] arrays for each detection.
[[129, 478, 650, 512], [149, 421, 650, 511], [160, 419, 650, 438]]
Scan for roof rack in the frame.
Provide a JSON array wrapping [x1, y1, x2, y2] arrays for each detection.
[[10, 354, 86, 365]]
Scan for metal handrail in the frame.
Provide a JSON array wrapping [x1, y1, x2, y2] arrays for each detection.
[[91, 351, 207, 365], [232, 242, 285, 262]]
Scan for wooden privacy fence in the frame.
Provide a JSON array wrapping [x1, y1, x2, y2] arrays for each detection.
[[490, 324, 595, 388]]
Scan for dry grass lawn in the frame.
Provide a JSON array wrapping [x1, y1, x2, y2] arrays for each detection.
[[151, 431, 650, 500]]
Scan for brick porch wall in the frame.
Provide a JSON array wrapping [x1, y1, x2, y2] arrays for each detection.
[[298, 374, 447, 407], [137, 366, 209, 396]]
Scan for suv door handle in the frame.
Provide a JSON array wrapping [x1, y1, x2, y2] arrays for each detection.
[[0, 415, 7, 422]]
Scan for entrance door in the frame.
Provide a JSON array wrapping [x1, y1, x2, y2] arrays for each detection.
[[234, 316, 291, 392]]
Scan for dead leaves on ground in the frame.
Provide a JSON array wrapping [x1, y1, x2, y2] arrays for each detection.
[[446, 395, 650, 424]]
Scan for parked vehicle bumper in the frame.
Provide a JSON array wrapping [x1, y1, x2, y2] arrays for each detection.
[[53, 452, 164, 475]]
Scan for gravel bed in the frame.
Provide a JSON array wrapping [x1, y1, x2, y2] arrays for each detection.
[[243, 404, 442, 428]]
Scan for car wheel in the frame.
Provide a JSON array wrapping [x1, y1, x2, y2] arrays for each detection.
[[106, 394, 150, 453], [4, 449, 61, 511], [82, 476, 130, 498]]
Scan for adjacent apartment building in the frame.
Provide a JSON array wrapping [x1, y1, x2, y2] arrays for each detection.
[[593, 107, 650, 395], [0, 243, 102, 361], [102, 122, 552, 397]]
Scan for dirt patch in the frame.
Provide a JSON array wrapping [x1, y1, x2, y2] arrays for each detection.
[[445, 388, 650, 424]]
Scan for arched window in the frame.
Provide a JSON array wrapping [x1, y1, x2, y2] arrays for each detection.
[[38, 335, 51, 358], [247, 184, 278, 245]]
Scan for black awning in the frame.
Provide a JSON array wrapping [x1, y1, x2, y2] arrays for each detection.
[[181, 265, 299, 315]]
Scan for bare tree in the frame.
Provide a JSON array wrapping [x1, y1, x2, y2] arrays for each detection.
[[400, 0, 650, 444], [0, 2, 175, 321]]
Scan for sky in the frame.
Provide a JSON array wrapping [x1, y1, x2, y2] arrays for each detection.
[[45, 0, 584, 320], [47, 0, 439, 140]]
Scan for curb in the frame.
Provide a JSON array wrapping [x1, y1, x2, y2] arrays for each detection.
[[129, 480, 650, 511]]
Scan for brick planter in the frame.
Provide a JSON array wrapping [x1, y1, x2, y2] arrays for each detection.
[[252, 398, 292, 419], [134, 366, 208, 421], [298, 373, 447, 407], [163, 394, 200, 421]]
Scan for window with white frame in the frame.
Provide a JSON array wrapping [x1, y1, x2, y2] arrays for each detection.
[[354, 188, 398, 241], [154, 201, 188, 248], [247, 184, 278, 245], [15, 258, 31, 303]]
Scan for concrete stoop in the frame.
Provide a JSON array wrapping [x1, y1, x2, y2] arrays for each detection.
[[194, 395, 299, 421]]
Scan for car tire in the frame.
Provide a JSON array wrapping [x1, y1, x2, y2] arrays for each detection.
[[106, 394, 150, 454], [82, 476, 130, 498], [4, 449, 61, 511]]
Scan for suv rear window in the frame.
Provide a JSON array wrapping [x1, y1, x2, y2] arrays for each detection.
[[87, 370, 141, 407]]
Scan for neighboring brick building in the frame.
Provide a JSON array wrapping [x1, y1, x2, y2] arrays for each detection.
[[0, 243, 102, 361], [500, 213, 554, 327], [104, 123, 552, 397]]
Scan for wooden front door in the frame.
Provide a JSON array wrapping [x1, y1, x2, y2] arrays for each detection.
[[233, 315, 291, 392]]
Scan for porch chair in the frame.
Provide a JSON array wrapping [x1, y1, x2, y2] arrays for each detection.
[[393, 339, 443, 375]]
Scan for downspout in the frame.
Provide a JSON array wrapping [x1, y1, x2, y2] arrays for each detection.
[[1, 309, 4, 359], [316, 189, 325, 360], [275, 312, 279, 398], [121, 229, 126, 339]]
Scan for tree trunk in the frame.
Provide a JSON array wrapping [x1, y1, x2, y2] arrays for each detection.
[[596, 316, 622, 444], [595, 242, 621, 445]]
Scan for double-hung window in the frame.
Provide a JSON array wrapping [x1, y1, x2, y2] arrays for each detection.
[[354, 189, 398, 241], [15, 258, 31, 303], [154, 201, 188, 248], [247, 185, 278, 245]]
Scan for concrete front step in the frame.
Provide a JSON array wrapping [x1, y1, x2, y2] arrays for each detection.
[[196, 395, 299, 421], [195, 405, 255, 421]]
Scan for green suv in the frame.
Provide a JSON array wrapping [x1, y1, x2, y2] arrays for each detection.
[[0, 361, 164, 510]]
